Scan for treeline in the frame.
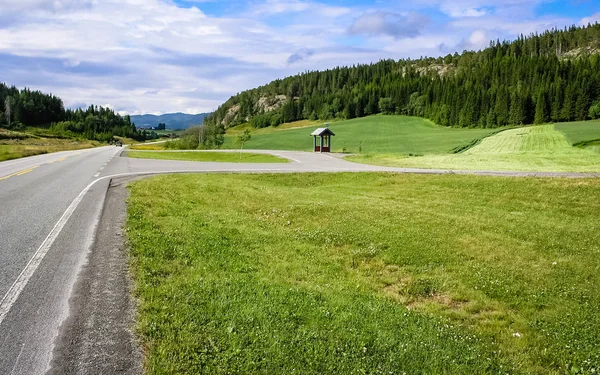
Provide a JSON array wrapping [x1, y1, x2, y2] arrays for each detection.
[[205, 23, 600, 129], [51, 106, 159, 142], [165, 124, 225, 150], [0, 83, 156, 141]]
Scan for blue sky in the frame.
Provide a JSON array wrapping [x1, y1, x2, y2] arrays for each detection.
[[0, 0, 598, 114]]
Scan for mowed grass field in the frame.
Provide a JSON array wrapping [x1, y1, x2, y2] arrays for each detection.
[[128, 173, 600, 374], [349, 124, 600, 172], [126, 151, 288, 163], [223, 116, 500, 154], [555, 119, 600, 146]]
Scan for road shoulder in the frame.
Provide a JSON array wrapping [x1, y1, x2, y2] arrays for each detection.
[[49, 178, 142, 375]]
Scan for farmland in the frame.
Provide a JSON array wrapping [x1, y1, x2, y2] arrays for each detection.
[[128, 173, 600, 374], [348, 124, 600, 172], [223, 116, 501, 154]]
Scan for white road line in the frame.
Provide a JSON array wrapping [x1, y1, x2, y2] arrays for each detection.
[[270, 153, 302, 163], [0, 167, 290, 326], [0, 178, 98, 324], [0, 147, 124, 325]]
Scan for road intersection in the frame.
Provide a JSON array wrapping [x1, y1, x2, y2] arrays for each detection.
[[1, 147, 598, 374]]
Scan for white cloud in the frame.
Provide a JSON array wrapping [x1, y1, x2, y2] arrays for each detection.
[[251, 0, 350, 17], [0, 0, 591, 114], [580, 12, 600, 26]]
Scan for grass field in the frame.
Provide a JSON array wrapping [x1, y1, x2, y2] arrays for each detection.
[[126, 151, 288, 163], [0, 129, 100, 161], [128, 173, 600, 374], [349, 125, 600, 172], [223, 116, 500, 154], [555, 119, 600, 146]]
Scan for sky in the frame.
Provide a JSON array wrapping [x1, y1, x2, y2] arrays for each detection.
[[0, 0, 599, 115]]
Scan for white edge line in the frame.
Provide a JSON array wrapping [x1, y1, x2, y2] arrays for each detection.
[[0, 167, 293, 326]]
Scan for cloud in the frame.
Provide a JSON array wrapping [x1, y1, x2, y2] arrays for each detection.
[[349, 11, 430, 39], [580, 12, 600, 25], [251, 0, 350, 17], [439, 3, 487, 18], [0, 0, 592, 114], [287, 48, 315, 64]]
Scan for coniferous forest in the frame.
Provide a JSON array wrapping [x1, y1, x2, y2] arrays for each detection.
[[205, 23, 600, 129], [0, 83, 155, 142]]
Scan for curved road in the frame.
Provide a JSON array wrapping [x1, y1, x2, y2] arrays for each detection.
[[0, 147, 598, 374]]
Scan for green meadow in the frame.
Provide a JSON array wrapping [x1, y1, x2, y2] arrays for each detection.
[[126, 151, 288, 163], [348, 123, 600, 172], [555, 119, 600, 146], [128, 173, 600, 374], [223, 116, 500, 154]]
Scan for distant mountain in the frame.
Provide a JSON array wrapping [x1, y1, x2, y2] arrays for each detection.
[[130, 113, 209, 130]]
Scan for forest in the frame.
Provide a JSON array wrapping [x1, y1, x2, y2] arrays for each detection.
[[205, 23, 600, 129], [0, 84, 156, 142]]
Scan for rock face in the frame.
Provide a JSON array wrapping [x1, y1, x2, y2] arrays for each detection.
[[220, 95, 288, 127]]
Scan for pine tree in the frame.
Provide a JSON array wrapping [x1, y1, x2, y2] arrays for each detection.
[[534, 91, 549, 124]]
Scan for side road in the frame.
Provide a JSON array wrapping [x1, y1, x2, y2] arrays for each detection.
[[122, 149, 600, 178]]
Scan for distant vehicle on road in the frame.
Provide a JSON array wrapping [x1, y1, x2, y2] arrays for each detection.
[[115, 140, 123, 147]]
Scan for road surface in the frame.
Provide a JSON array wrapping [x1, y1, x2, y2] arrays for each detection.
[[1, 147, 598, 374]]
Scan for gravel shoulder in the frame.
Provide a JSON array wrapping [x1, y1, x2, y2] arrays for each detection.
[[49, 178, 142, 375]]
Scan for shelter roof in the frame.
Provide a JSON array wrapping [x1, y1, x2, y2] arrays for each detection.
[[311, 128, 335, 136]]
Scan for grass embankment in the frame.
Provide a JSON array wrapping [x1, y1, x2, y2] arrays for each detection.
[[128, 173, 600, 374], [223, 116, 499, 154], [349, 124, 600, 172], [126, 151, 288, 163], [0, 129, 100, 161]]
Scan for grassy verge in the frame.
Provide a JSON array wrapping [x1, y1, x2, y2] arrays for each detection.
[[348, 125, 600, 172], [129, 143, 170, 151], [222, 116, 500, 154], [0, 135, 100, 161], [128, 173, 600, 374], [126, 151, 289, 163]]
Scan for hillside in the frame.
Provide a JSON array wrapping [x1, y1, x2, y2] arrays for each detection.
[[206, 23, 600, 130], [130, 113, 209, 130], [223, 116, 499, 154]]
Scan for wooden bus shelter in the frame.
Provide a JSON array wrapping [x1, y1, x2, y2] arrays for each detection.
[[311, 126, 335, 153]]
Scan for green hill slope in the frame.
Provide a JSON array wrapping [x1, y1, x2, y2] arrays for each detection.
[[224, 116, 499, 154], [349, 121, 600, 172]]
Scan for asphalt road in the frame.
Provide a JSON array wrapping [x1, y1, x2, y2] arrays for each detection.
[[1, 147, 598, 375]]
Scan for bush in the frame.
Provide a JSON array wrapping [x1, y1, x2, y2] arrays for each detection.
[[589, 101, 600, 119]]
